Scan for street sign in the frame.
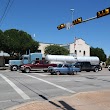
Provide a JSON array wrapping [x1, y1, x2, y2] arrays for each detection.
[[65, 22, 71, 30]]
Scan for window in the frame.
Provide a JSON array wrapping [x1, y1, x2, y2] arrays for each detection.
[[57, 64, 63, 67], [37, 50, 41, 53], [75, 50, 77, 54], [83, 51, 85, 56], [23, 57, 28, 60]]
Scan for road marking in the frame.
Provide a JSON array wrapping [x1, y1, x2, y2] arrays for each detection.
[[23, 74, 76, 94], [0, 74, 30, 100]]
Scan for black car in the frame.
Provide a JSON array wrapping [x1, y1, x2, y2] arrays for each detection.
[[74, 61, 102, 72]]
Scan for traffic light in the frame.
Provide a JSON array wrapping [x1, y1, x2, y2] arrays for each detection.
[[72, 17, 82, 25], [57, 24, 66, 30], [97, 7, 110, 18]]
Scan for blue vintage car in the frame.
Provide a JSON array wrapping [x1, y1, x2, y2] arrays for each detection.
[[48, 64, 80, 75]]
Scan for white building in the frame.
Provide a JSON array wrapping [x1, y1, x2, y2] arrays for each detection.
[[69, 38, 90, 57], [38, 38, 90, 57]]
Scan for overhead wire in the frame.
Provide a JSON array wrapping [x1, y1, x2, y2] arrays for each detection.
[[0, 0, 15, 27]]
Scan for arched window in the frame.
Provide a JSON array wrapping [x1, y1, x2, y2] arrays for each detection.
[[83, 51, 85, 56], [75, 50, 77, 55]]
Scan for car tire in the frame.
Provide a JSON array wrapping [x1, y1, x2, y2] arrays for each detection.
[[48, 66, 53, 72], [70, 72, 74, 75], [12, 66, 18, 71], [94, 67, 98, 72], [25, 68, 30, 73], [56, 71, 60, 75]]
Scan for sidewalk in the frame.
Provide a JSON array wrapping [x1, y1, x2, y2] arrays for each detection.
[[7, 89, 110, 110]]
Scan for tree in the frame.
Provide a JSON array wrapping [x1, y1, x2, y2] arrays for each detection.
[[90, 47, 106, 62], [0, 30, 6, 51], [106, 56, 110, 65], [3, 29, 39, 55], [44, 45, 69, 55]]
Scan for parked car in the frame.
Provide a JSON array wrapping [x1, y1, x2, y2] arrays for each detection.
[[48, 64, 80, 75], [108, 65, 110, 71], [74, 61, 101, 72], [20, 60, 57, 73]]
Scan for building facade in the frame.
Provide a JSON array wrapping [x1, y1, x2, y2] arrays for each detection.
[[69, 38, 90, 57], [38, 38, 90, 57]]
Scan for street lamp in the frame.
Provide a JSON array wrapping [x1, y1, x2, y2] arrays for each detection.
[[70, 9, 74, 21]]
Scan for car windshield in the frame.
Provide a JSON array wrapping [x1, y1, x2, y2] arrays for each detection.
[[57, 64, 63, 67]]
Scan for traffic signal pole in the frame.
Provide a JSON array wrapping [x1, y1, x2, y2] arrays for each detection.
[[82, 16, 97, 23], [57, 7, 110, 30]]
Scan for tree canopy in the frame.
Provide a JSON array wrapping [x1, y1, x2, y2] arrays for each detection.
[[90, 47, 106, 62], [44, 44, 69, 55], [0, 29, 39, 56], [106, 56, 110, 65]]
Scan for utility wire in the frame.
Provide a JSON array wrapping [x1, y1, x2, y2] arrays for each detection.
[[0, 0, 14, 27], [0, 0, 11, 24]]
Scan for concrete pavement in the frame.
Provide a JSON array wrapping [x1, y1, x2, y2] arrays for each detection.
[[7, 89, 110, 110]]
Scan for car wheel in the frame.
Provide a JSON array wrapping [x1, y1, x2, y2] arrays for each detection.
[[94, 67, 98, 72], [25, 68, 30, 73], [12, 66, 18, 71], [69, 72, 74, 75], [72, 72, 75, 75], [56, 71, 60, 75]]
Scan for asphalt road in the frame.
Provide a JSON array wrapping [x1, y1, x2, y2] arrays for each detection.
[[0, 68, 110, 110]]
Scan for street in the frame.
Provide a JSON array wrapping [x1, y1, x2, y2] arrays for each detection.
[[0, 68, 110, 110]]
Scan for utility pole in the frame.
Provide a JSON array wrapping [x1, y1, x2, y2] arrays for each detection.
[[70, 9, 74, 21]]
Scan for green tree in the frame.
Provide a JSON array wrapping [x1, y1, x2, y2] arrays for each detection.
[[106, 56, 110, 65], [90, 47, 106, 62], [44, 45, 69, 55], [0, 30, 6, 51], [3, 29, 39, 55]]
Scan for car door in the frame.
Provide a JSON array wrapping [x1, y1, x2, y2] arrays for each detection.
[[32, 60, 43, 70], [62, 64, 69, 74], [64, 64, 73, 74], [67, 65, 73, 74], [83, 62, 91, 71]]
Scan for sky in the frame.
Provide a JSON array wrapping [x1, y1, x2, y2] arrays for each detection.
[[0, 0, 110, 56]]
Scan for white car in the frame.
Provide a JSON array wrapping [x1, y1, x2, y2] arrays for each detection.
[[108, 65, 110, 71]]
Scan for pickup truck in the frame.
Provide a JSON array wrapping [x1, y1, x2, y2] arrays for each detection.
[[74, 61, 102, 72], [48, 64, 80, 75], [20, 60, 57, 73]]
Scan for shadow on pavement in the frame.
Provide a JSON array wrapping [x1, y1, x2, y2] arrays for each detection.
[[39, 94, 76, 110], [59, 101, 76, 110]]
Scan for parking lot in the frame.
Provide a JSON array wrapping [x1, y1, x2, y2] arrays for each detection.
[[0, 68, 110, 110]]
